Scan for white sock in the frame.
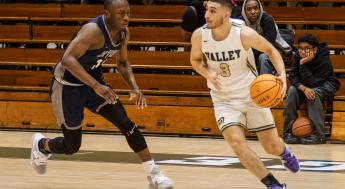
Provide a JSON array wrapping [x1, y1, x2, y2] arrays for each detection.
[[143, 159, 156, 174]]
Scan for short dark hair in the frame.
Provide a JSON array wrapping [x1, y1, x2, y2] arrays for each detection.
[[209, 0, 233, 10], [297, 33, 320, 47], [104, 0, 128, 10]]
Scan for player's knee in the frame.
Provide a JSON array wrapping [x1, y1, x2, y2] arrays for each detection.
[[263, 141, 283, 155], [123, 123, 147, 153], [118, 117, 133, 129], [228, 139, 247, 153]]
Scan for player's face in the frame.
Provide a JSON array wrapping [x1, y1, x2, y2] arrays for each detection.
[[105, 3, 130, 30], [205, 2, 228, 29], [245, 0, 260, 23]]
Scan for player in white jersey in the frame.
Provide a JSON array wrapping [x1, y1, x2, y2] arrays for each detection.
[[190, 0, 300, 188]]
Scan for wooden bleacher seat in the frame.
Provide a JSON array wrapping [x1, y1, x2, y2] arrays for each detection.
[[1, 24, 344, 49], [331, 78, 345, 141], [1, 4, 345, 26], [0, 48, 191, 69], [31, 25, 187, 46], [331, 55, 345, 73], [0, 70, 208, 94], [1, 48, 343, 72], [0, 1, 344, 136], [63, 4, 184, 23], [0, 25, 30, 42], [267, 7, 345, 25], [0, 3, 61, 18], [0, 69, 216, 135], [294, 29, 345, 49]]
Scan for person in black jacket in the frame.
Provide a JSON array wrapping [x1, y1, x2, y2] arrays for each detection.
[[239, 0, 292, 74], [284, 33, 340, 144]]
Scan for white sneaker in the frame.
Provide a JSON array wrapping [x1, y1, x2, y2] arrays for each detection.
[[147, 166, 174, 189], [30, 133, 51, 175]]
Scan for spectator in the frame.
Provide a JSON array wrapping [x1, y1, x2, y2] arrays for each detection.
[[239, 0, 292, 74], [283, 33, 340, 144]]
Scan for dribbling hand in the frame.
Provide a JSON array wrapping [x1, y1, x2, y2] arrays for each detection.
[[277, 75, 287, 99]]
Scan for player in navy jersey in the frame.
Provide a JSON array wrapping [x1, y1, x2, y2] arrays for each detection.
[[30, 0, 174, 188]]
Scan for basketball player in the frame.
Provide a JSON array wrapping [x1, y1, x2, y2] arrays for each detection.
[[190, 0, 300, 188], [29, 0, 174, 188]]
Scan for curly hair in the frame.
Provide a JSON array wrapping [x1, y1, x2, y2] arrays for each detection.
[[297, 33, 320, 47]]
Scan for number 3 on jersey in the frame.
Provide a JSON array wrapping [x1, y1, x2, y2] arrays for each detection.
[[219, 63, 231, 77]]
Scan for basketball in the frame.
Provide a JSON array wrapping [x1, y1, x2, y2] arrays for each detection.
[[250, 74, 282, 108], [292, 117, 312, 138]]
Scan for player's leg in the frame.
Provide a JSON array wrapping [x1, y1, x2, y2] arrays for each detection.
[[90, 97, 174, 189], [222, 127, 286, 189], [30, 80, 85, 174], [214, 100, 284, 189], [248, 105, 300, 173], [222, 126, 269, 178]]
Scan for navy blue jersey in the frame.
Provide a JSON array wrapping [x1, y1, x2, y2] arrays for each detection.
[[54, 15, 126, 86]]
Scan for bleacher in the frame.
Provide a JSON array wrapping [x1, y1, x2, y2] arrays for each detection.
[[0, 0, 344, 141]]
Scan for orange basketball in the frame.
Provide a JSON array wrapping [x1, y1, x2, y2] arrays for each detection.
[[250, 74, 282, 108], [292, 117, 312, 138]]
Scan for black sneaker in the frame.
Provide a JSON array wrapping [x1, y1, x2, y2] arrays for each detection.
[[300, 134, 326, 145], [284, 133, 299, 144]]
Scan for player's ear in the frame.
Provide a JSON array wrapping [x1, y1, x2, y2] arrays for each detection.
[[224, 10, 231, 19]]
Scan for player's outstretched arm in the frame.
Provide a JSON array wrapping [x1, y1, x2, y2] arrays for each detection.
[[240, 26, 287, 97]]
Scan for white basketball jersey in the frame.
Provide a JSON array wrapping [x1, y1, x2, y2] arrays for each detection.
[[202, 19, 257, 99]]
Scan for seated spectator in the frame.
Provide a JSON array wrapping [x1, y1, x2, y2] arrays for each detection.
[[181, 0, 240, 51], [239, 0, 292, 75], [181, 0, 206, 51], [283, 33, 340, 144]]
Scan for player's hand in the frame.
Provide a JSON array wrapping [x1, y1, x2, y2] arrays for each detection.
[[304, 87, 316, 100], [93, 83, 118, 104], [208, 71, 222, 91], [300, 51, 314, 65], [277, 74, 287, 99], [129, 89, 147, 109]]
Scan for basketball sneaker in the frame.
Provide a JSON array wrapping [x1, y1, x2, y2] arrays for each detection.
[[268, 183, 287, 189], [147, 165, 174, 189], [30, 133, 51, 175], [280, 145, 300, 173]]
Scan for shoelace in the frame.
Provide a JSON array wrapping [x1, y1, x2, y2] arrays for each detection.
[[282, 152, 296, 167], [33, 151, 48, 165]]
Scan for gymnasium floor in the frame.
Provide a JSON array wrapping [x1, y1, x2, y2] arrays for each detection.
[[0, 131, 344, 189]]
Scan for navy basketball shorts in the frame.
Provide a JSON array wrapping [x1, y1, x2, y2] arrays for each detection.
[[50, 79, 109, 130]]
